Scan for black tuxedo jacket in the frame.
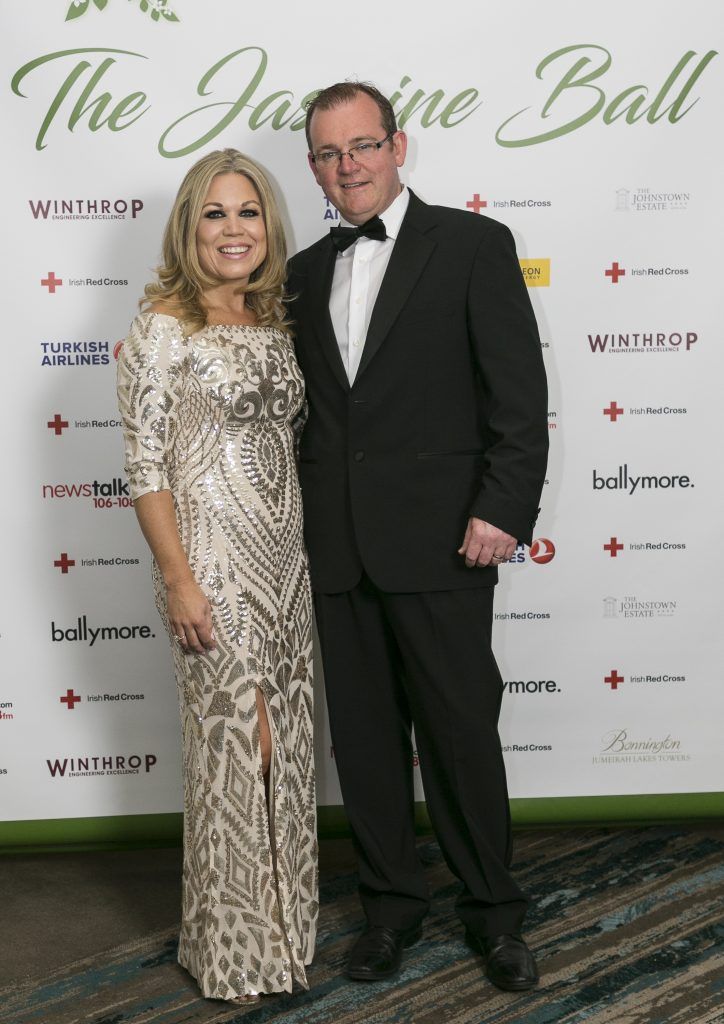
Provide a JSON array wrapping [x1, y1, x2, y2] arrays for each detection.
[[287, 190, 548, 594]]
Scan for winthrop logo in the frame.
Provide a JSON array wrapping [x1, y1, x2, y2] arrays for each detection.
[[587, 331, 697, 354], [51, 616, 155, 646], [28, 198, 143, 221], [46, 753, 157, 778], [593, 465, 692, 494]]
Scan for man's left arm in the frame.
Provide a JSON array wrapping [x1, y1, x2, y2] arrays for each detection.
[[461, 219, 549, 565]]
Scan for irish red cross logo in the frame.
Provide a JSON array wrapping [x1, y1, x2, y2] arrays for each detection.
[[604, 538, 624, 557], [54, 553, 75, 574], [47, 414, 69, 436], [466, 193, 487, 214], [604, 670, 624, 690], [41, 272, 63, 293], [604, 402, 624, 422], [60, 689, 81, 710], [605, 262, 626, 284]]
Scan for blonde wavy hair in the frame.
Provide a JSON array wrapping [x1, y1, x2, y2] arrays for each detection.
[[143, 149, 290, 333]]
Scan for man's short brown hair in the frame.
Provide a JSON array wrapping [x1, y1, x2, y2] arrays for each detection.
[[304, 82, 398, 152]]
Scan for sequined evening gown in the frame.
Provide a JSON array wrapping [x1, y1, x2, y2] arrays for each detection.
[[117, 312, 317, 999]]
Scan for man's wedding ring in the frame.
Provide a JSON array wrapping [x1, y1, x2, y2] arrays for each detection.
[[173, 634, 185, 643]]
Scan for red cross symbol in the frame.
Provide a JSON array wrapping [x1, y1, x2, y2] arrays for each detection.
[[604, 402, 624, 421], [54, 553, 75, 574], [466, 193, 487, 214], [47, 414, 69, 436], [604, 670, 624, 690], [605, 262, 626, 284], [41, 272, 63, 293], [60, 689, 81, 710], [604, 537, 624, 557]]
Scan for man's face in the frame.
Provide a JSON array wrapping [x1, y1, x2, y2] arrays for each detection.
[[307, 93, 407, 225]]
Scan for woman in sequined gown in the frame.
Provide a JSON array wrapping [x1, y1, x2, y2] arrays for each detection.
[[116, 150, 317, 1003]]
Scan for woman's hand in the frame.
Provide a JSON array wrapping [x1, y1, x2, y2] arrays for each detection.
[[166, 576, 216, 654]]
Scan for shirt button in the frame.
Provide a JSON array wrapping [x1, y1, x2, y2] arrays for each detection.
[[352, 339, 361, 348], [354, 450, 365, 462]]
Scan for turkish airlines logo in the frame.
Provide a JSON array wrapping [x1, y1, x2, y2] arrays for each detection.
[[530, 538, 555, 564]]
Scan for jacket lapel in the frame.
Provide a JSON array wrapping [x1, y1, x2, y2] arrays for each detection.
[[355, 191, 436, 383], [305, 240, 350, 392]]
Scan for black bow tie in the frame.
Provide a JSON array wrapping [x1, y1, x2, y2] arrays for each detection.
[[330, 215, 387, 252]]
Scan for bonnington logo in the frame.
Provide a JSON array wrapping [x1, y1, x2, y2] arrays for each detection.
[[28, 198, 143, 221], [46, 752, 158, 778], [503, 678, 561, 694], [593, 465, 693, 494], [604, 595, 677, 619], [588, 330, 698, 354], [42, 477, 133, 509], [11, 41, 717, 158], [615, 187, 690, 212], [593, 728, 690, 765], [41, 341, 111, 367], [51, 615, 155, 646]]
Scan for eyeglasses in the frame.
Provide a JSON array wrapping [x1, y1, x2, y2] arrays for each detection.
[[311, 132, 395, 168]]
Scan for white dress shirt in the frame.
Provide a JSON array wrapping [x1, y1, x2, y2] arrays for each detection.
[[329, 186, 410, 384]]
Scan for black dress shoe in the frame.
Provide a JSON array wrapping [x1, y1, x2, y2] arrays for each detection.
[[465, 931, 539, 991], [346, 923, 423, 981]]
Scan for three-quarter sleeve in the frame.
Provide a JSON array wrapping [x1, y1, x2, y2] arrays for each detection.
[[116, 312, 187, 501]]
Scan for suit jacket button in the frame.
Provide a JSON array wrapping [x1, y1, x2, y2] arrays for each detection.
[[353, 450, 365, 462]]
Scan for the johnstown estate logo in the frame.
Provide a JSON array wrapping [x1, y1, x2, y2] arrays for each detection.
[[51, 616, 155, 645], [593, 729, 689, 765], [65, 0, 179, 23], [615, 187, 690, 212]]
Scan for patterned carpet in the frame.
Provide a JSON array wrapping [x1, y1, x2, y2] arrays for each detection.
[[2, 826, 723, 1024]]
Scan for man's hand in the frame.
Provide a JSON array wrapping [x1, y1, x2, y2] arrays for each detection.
[[458, 517, 517, 568]]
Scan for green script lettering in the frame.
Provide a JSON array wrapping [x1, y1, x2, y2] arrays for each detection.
[[11, 48, 149, 150], [496, 44, 718, 146]]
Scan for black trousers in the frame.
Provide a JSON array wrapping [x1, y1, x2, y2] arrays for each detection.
[[314, 574, 528, 937]]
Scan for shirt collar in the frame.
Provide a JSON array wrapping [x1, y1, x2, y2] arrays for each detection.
[[338, 185, 409, 242]]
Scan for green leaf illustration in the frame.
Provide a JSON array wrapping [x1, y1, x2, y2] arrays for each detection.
[[93, 0, 109, 9], [65, 0, 90, 20]]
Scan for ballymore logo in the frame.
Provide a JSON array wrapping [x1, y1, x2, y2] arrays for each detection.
[[592, 465, 693, 494], [503, 678, 560, 695], [51, 616, 156, 646], [29, 198, 143, 221], [519, 259, 550, 287], [46, 752, 158, 778], [587, 330, 698, 355]]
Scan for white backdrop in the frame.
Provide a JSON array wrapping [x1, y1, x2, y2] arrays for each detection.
[[2, 0, 722, 840]]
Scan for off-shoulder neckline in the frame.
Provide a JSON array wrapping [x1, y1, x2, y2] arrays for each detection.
[[140, 311, 282, 333]]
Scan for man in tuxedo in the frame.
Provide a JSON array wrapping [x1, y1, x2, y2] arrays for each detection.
[[287, 82, 548, 991]]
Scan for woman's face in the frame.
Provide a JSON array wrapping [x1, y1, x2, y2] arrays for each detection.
[[195, 172, 267, 285]]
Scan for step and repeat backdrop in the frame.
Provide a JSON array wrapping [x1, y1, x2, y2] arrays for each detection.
[[2, 0, 722, 843]]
